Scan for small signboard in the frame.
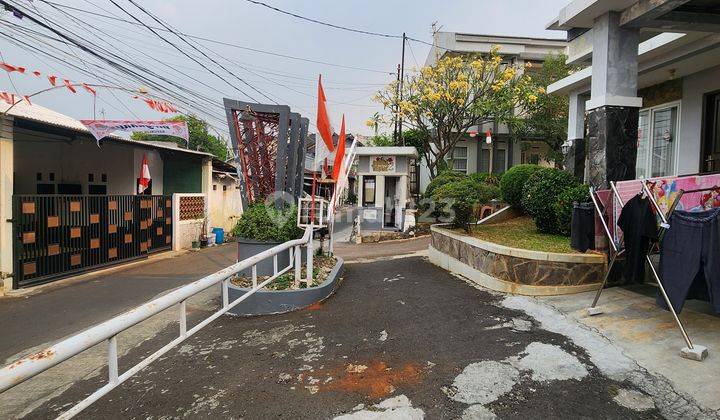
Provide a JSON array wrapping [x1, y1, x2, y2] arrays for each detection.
[[371, 156, 396, 172], [297, 197, 328, 228]]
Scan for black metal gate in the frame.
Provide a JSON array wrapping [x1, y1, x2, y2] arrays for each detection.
[[12, 195, 173, 288]]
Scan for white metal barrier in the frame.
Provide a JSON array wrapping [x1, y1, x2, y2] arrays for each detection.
[[0, 226, 314, 419]]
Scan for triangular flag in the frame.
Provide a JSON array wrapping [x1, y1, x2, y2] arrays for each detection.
[[33, 70, 41, 77], [333, 115, 346, 181], [16, 67, 25, 74], [82, 83, 96, 96], [138, 154, 151, 194], [315, 75, 335, 170], [0, 92, 14, 105], [23, 95, 31, 105], [63, 79, 77, 93], [485, 129, 492, 144], [0, 62, 17, 72], [48, 75, 57, 86]]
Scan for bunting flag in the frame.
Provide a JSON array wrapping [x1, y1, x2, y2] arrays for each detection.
[[0, 62, 18, 72], [82, 83, 96, 96], [63, 79, 77, 93], [47, 75, 57, 86], [137, 154, 151, 194], [23, 95, 31, 105], [32, 70, 41, 77], [141, 98, 177, 113], [0, 92, 16, 105], [332, 115, 346, 181]]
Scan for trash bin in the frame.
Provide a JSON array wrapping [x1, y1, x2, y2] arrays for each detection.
[[212, 227, 225, 244]]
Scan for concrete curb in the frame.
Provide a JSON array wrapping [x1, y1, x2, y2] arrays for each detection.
[[226, 257, 344, 316]]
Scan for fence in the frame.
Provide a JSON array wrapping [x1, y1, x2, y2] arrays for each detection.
[[0, 226, 315, 419], [12, 194, 173, 288]]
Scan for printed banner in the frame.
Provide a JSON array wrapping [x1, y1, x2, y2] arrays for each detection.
[[80, 120, 189, 143]]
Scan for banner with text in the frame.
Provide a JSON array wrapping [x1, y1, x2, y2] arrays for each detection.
[[80, 120, 189, 144]]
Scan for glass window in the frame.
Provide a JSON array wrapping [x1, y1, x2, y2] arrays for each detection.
[[362, 176, 376, 207], [450, 146, 468, 173], [635, 105, 679, 179]]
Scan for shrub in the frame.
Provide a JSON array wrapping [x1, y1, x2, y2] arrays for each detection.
[[346, 191, 358, 205], [432, 178, 502, 231], [499, 164, 542, 209], [521, 168, 578, 233], [424, 170, 466, 199], [469, 172, 499, 186], [232, 202, 303, 242], [554, 184, 591, 236]]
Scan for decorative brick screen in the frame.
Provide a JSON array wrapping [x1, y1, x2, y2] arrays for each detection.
[[178, 195, 205, 221]]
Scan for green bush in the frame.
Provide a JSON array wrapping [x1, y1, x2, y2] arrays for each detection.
[[499, 164, 542, 209], [346, 191, 357, 205], [469, 172, 499, 186], [424, 170, 466, 199], [432, 177, 502, 231], [521, 168, 578, 233], [232, 202, 303, 242], [554, 184, 591, 236]]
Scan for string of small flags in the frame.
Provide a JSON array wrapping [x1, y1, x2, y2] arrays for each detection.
[[0, 60, 178, 113]]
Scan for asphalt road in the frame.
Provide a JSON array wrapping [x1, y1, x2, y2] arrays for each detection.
[[28, 256, 671, 419], [0, 244, 237, 363]]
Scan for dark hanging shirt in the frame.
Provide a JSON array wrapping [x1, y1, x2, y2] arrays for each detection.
[[618, 195, 659, 283]]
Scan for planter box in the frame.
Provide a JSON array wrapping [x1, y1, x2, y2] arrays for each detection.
[[227, 257, 344, 316], [429, 224, 606, 296], [236, 238, 307, 277]]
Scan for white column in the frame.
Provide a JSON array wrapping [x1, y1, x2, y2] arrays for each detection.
[[0, 116, 14, 292]]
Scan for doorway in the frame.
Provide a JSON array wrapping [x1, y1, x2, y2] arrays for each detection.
[[384, 176, 398, 229], [702, 91, 720, 173]]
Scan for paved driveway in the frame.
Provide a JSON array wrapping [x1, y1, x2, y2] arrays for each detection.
[[25, 256, 707, 419]]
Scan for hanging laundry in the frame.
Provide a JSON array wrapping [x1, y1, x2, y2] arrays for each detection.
[[570, 202, 595, 253], [617, 194, 658, 283], [658, 208, 720, 314]]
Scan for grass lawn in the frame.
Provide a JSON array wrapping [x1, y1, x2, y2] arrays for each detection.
[[467, 216, 576, 254]]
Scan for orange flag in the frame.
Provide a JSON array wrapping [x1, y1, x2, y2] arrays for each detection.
[[333, 115, 346, 180], [316, 75, 334, 153]]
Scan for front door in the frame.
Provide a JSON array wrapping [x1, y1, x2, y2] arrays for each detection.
[[703, 92, 720, 173], [384, 177, 397, 229]]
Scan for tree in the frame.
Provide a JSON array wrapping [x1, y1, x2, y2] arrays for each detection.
[[402, 128, 429, 163], [508, 54, 575, 168], [374, 49, 539, 179], [367, 134, 394, 147], [365, 112, 383, 136], [131, 115, 228, 160]]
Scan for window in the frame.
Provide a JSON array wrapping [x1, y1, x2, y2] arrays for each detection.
[[213, 184, 217, 191], [223, 185, 227, 191], [450, 146, 468, 173], [362, 176, 376, 207], [636, 104, 680, 179], [88, 173, 94, 182]]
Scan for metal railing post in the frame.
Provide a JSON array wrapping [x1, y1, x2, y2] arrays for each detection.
[[294, 245, 301, 288], [252, 265, 257, 289], [222, 278, 229, 308], [179, 300, 187, 338], [306, 230, 314, 284], [273, 254, 278, 276], [108, 336, 118, 385]]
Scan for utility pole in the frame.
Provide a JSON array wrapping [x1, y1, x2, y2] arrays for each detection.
[[399, 33, 407, 146], [393, 64, 400, 143]]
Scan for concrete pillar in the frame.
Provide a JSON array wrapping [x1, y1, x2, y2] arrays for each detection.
[[0, 116, 14, 292], [201, 157, 212, 235], [565, 91, 587, 181], [586, 12, 642, 188]]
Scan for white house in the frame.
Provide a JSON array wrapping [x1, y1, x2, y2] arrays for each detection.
[[547, 0, 720, 185]]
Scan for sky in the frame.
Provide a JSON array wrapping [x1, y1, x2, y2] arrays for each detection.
[[0, 0, 569, 142]]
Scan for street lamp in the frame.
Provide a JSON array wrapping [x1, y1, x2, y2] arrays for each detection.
[[561, 139, 573, 155]]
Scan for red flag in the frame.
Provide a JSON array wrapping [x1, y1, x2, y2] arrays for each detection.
[[82, 83, 96, 96], [0, 62, 17, 72], [332, 115, 346, 180], [137, 154, 151, 194], [32, 70, 41, 77], [316, 75, 334, 153], [23, 95, 31, 105], [0, 92, 15, 105], [63, 79, 77, 93], [48, 75, 57, 86], [16, 67, 25, 74]]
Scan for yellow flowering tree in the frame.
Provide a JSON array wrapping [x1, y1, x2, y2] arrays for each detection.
[[374, 49, 539, 178]]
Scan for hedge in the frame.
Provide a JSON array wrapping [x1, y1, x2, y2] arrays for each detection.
[[499, 164, 542, 209], [521, 168, 578, 234]]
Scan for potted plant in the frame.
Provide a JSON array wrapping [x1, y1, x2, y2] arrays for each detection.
[[232, 202, 304, 276]]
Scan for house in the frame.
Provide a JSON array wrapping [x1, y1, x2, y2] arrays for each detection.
[[210, 158, 243, 233], [547, 0, 720, 185], [0, 101, 215, 292], [419, 32, 568, 192]]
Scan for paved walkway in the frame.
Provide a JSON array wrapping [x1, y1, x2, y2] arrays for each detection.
[[25, 255, 711, 419]]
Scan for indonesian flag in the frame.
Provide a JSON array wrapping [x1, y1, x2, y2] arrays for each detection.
[[137, 154, 151, 194], [63, 79, 76, 93], [314, 75, 334, 170], [48, 75, 57, 86], [332, 115, 346, 180], [0, 92, 15, 105], [485, 129, 492, 144]]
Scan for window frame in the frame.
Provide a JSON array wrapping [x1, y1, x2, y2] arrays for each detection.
[[636, 100, 682, 179], [449, 146, 468, 174]]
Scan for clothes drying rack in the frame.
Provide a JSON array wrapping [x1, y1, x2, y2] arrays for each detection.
[[587, 179, 716, 361]]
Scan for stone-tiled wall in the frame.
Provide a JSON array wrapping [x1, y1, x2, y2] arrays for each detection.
[[430, 229, 605, 287]]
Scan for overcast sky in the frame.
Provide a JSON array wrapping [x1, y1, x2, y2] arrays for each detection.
[[0, 0, 569, 140]]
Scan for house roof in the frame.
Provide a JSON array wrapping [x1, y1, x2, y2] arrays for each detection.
[[1, 101, 213, 157]]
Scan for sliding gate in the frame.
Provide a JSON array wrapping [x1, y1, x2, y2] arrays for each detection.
[[12, 195, 173, 288]]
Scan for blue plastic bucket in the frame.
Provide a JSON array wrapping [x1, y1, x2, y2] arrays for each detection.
[[212, 227, 225, 244]]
